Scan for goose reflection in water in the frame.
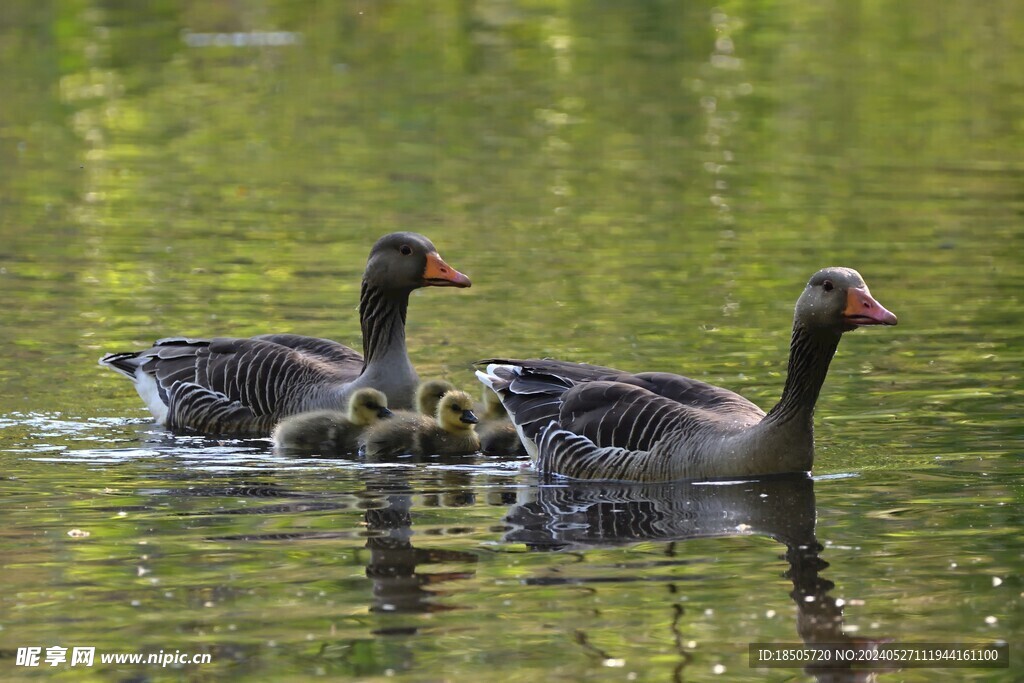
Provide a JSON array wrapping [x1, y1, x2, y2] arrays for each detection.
[[505, 474, 889, 682], [361, 476, 478, 624], [192, 468, 481, 623]]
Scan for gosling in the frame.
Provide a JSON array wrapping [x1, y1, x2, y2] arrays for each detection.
[[358, 380, 457, 456], [415, 379, 456, 417], [478, 387, 527, 456], [360, 390, 480, 457], [478, 386, 507, 421], [358, 379, 455, 453], [272, 388, 392, 455]]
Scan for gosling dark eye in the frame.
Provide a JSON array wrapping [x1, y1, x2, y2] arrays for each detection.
[[399, 244, 413, 256], [822, 280, 834, 292], [451, 405, 461, 412]]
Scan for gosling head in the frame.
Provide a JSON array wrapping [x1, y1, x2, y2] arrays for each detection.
[[436, 390, 479, 433], [416, 379, 456, 416], [482, 387, 507, 420], [348, 388, 393, 426], [795, 267, 898, 335]]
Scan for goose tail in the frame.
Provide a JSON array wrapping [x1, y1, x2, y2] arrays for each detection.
[[474, 363, 517, 395], [98, 351, 144, 379]]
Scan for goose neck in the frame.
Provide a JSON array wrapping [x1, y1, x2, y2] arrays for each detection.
[[359, 280, 410, 365], [765, 322, 842, 426]]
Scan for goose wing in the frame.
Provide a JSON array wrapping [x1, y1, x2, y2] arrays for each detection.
[[558, 381, 700, 452], [536, 380, 741, 481], [477, 357, 622, 384], [605, 371, 765, 418], [101, 336, 362, 435], [476, 363, 695, 452], [251, 334, 365, 370], [477, 358, 762, 416], [476, 360, 764, 481]]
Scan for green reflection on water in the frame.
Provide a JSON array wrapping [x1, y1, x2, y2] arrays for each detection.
[[0, 1, 1021, 681]]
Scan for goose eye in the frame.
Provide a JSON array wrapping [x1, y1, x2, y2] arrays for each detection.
[[822, 280, 834, 292], [399, 244, 413, 256]]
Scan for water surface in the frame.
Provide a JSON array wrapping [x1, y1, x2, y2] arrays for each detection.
[[0, 1, 1021, 680]]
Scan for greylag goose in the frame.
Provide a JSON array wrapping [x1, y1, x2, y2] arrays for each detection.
[[476, 267, 896, 481], [360, 390, 480, 457], [271, 388, 393, 454], [478, 388, 527, 456], [99, 232, 470, 436]]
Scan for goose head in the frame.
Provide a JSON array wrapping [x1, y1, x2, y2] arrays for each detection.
[[348, 388, 393, 426], [436, 390, 479, 433], [364, 232, 471, 291], [416, 379, 456, 416], [795, 267, 897, 334]]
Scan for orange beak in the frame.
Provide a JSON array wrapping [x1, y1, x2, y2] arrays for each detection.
[[422, 251, 471, 288], [843, 287, 897, 327]]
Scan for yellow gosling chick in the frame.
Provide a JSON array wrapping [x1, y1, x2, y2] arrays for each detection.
[[355, 379, 456, 456], [416, 379, 456, 417], [272, 388, 392, 455], [479, 386, 508, 420], [416, 390, 481, 456], [479, 421, 526, 456], [361, 390, 480, 457], [358, 412, 427, 457], [478, 387, 527, 456]]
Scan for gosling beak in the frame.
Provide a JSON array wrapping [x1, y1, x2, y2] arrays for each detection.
[[377, 407, 394, 419], [460, 409, 479, 425], [843, 287, 898, 327], [422, 251, 471, 288]]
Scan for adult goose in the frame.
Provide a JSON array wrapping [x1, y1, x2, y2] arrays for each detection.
[[476, 267, 896, 482], [100, 232, 470, 436]]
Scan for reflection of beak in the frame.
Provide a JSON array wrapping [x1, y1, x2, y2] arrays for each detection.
[[378, 407, 394, 419], [460, 410, 479, 425], [423, 251, 471, 288], [843, 287, 898, 327]]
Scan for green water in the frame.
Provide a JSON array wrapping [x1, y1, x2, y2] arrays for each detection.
[[1, 1, 1021, 680]]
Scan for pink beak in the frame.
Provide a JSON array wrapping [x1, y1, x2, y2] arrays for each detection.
[[843, 287, 898, 326]]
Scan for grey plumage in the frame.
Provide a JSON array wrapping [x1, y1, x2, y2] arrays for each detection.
[[476, 267, 897, 482], [99, 233, 470, 436]]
